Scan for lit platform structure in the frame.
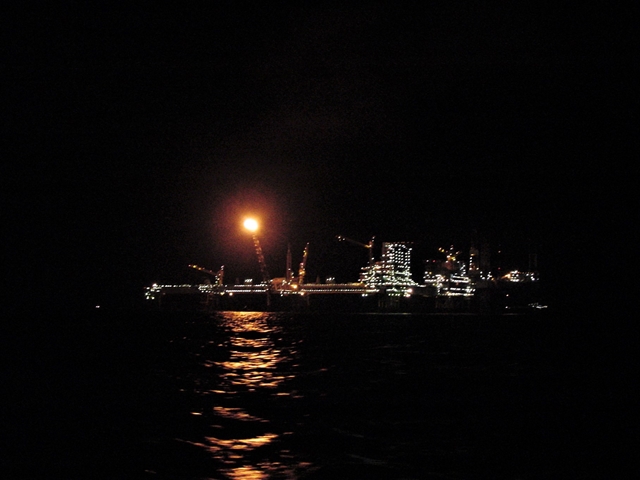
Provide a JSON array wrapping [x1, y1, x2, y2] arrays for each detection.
[[144, 281, 377, 297], [359, 242, 418, 295], [144, 281, 380, 312], [144, 228, 543, 312]]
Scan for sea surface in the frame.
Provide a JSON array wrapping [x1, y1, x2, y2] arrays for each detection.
[[3, 309, 634, 479]]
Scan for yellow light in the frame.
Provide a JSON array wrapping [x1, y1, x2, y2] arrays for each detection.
[[243, 218, 259, 232]]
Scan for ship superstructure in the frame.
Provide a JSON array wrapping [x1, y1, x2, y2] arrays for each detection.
[[423, 245, 475, 297], [359, 242, 418, 296]]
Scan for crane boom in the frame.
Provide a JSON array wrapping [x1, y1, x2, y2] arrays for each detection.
[[297, 243, 309, 285], [336, 235, 375, 266], [188, 264, 224, 285], [336, 235, 369, 248]]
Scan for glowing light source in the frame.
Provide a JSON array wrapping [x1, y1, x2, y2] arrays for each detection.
[[243, 218, 259, 232]]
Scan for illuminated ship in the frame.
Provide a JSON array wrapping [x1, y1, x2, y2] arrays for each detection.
[[144, 222, 544, 312]]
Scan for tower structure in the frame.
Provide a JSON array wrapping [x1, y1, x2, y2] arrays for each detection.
[[286, 244, 293, 284], [360, 242, 417, 294]]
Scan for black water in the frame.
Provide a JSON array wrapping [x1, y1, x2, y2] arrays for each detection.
[[3, 310, 634, 478]]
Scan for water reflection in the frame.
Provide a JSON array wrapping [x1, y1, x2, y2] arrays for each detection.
[[182, 311, 304, 479], [206, 432, 279, 453], [214, 312, 297, 394], [224, 465, 268, 480]]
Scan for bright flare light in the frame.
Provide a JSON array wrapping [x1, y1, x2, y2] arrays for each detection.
[[243, 218, 259, 232]]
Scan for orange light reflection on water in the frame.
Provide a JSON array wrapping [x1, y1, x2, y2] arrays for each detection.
[[205, 432, 278, 453], [191, 312, 303, 479], [224, 465, 267, 480], [212, 312, 297, 393], [213, 406, 267, 423]]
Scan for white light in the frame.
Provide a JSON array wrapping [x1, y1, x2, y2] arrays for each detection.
[[243, 218, 259, 232]]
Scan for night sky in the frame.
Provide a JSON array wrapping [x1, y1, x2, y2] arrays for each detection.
[[4, 4, 630, 313]]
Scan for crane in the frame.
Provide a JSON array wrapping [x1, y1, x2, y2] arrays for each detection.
[[336, 235, 375, 266], [188, 264, 224, 285], [297, 243, 309, 285]]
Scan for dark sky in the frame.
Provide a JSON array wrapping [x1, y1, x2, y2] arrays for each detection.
[[3, 3, 630, 312]]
